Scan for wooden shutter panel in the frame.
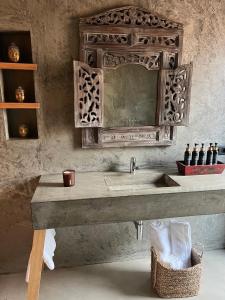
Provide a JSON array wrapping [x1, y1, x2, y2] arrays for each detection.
[[157, 63, 193, 126], [74, 61, 103, 128]]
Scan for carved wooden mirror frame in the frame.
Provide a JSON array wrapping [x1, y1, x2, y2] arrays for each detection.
[[74, 6, 193, 148]]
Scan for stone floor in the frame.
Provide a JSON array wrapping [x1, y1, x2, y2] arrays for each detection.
[[0, 250, 225, 300]]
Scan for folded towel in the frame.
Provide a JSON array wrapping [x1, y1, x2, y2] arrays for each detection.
[[170, 221, 192, 269], [150, 220, 171, 265], [150, 220, 192, 270]]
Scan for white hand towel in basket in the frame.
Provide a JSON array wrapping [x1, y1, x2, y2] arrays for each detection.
[[150, 220, 192, 270]]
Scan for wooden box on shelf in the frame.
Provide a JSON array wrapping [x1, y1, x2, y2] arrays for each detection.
[[0, 31, 39, 139], [176, 161, 225, 176]]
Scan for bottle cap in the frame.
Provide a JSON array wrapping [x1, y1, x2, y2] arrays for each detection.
[[194, 143, 199, 150]]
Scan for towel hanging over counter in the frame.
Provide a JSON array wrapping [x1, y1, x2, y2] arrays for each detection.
[[26, 229, 56, 283]]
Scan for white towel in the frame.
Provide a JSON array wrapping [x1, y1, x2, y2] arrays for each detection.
[[170, 221, 192, 269], [150, 221, 171, 265], [43, 229, 56, 270], [150, 220, 192, 270], [26, 229, 56, 283]]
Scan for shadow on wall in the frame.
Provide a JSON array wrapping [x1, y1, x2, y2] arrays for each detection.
[[0, 176, 39, 274]]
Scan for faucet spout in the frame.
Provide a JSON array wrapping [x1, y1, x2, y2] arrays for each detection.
[[130, 157, 137, 174]]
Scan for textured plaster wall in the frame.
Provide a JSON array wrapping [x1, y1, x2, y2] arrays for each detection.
[[1, 0, 225, 273]]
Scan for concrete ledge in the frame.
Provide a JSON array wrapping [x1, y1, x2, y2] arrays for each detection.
[[32, 188, 225, 229]]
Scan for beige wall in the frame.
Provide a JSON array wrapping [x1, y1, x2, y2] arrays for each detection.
[[1, 0, 225, 273]]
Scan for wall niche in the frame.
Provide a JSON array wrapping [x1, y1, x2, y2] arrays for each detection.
[[0, 31, 39, 140]]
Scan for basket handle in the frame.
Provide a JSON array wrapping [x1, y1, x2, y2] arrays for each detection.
[[193, 242, 204, 258]]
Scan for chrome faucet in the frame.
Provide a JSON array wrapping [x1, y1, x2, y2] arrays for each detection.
[[135, 220, 143, 240], [130, 157, 137, 174]]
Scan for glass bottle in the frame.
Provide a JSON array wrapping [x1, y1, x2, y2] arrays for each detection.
[[191, 143, 199, 166], [212, 143, 218, 165], [206, 143, 213, 165], [184, 144, 191, 166], [198, 143, 205, 165]]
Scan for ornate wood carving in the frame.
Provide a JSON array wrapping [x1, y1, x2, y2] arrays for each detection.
[[81, 126, 175, 148], [85, 33, 130, 45], [80, 6, 183, 29], [75, 6, 191, 148], [168, 53, 177, 69], [84, 49, 98, 67], [103, 52, 161, 70], [137, 35, 179, 47], [163, 52, 178, 69], [157, 63, 193, 126], [74, 61, 103, 127], [97, 126, 174, 147]]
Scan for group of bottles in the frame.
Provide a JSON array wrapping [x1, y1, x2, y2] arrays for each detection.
[[184, 143, 218, 166]]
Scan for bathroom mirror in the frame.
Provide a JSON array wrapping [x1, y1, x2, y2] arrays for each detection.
[[104, 65, 158, 128], [74, 6, 193, 148]]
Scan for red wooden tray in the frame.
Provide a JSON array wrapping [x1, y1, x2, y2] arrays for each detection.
[[176, 161, 225, 176]]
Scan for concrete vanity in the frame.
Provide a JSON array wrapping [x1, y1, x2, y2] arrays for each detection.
[[31, 169, 225, 229]]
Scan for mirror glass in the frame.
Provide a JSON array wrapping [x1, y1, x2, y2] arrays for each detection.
[[103, 64, 158, 128]]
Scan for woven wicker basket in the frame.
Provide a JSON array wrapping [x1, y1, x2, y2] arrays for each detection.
[[151, 247, 203, 298]]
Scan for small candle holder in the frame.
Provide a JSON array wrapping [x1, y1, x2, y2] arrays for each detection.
[[63, 170, 75, 187]]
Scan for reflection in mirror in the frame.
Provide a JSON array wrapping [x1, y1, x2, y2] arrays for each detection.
[[104, 64, 158, 128]]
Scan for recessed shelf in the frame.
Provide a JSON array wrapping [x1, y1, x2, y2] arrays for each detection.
[[2, 70, 36, 101], [0, 62, 37, 70], [0, 31, 33, 63], [0, 31, 39, 140], [0, 102, 40, 109], [6, 137, 39, 141], [6, 109, 38, 139]]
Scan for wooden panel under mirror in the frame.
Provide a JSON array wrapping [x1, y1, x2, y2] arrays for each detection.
[[74, 6, 193, 148]]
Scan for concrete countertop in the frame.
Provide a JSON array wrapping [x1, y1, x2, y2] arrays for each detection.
[[32, 170, 225, 203], [31, 169, 225, 229]]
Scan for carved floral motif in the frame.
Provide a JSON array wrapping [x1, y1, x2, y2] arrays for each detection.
[[82, 6, 182, 29], [160, 64, 192, 125], [74, 62, 103, 127], [168, 53, 177, 69], [86, 33, 129, 45], [85, 50, 97, 67], [76, 6, 188, 147], [98, 127, 161, 144], [137, 35, 179, 47], [103, 52, 160, 70]]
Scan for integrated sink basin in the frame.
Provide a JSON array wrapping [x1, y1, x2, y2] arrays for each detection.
[[104, 170, 180, 191]]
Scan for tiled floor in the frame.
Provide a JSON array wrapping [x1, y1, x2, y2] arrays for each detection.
[[0, 250, 225, 299]]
